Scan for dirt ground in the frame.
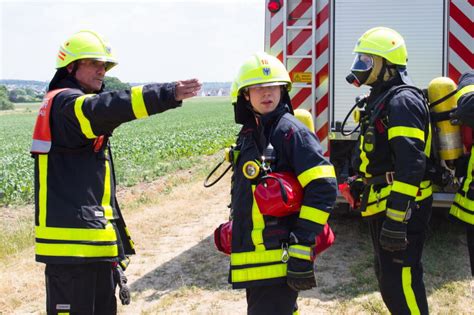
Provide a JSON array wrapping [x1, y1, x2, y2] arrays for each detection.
[[1, 170, 472, 314]]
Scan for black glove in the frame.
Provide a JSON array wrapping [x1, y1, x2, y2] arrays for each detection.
[[113, 265, 131, 305], [287, 257, 316, 291], [379, 218, 408, 252]]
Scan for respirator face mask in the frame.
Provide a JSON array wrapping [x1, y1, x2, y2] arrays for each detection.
[[346, 53, 374, 87]]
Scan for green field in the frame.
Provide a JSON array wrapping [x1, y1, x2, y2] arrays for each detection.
[[0, 96, 239, 206]]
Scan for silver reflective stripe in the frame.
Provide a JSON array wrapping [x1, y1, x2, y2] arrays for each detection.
[[31, 139, 51, 153], [288, 247, 310, 257]]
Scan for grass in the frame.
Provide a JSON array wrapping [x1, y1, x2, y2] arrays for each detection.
[[0, 96, 238, 206]]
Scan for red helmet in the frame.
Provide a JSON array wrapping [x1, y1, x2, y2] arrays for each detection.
[[255, 172, 304, 217], [214, 221, 232, 255]]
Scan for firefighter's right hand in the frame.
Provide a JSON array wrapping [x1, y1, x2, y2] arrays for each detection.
[[287, 257, 316, 291]]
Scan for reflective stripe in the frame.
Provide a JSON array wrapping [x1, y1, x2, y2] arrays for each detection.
[[231, 249, 283, 266], [31, 140, 51, 154], [300, 205, 329, 225], [101, 152, 114, 220], [455, 85, 474, 104], [231, 263, 287, 282], [131, 85, 149, 119], [36, 223, 117, 241], [74, 95, 97, 139], [38, 155, 48, 226], [289, 244, 312, 261], [424, 124, 432, 157], [297, 165, 335, 188], [361, 181, 432, 218], [36, 242, 118, 258], [450, 203, 474, 225], [386, 208, 407, 222], [359, 135, 370, 176], [402, 267, 421, 315], [388, 126, 424, 142], [392, 180, 419, 198], [251, 185, 265, 251]]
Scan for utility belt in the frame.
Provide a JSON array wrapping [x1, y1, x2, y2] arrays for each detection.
[[363, 171, 395, 186]]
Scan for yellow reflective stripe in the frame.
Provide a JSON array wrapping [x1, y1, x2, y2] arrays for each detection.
[[289, 244, 312, 261], [300, 205, 329, 225], [388, 126, 424, 142], [251, 185, 265, 251], [402, 267, 421, 315], [424, 124, 432, 157], [74, 94, 97, 139], [450, 203, 474, 225], [231, 263, 287, 282], [131, 85, 149, 119], [416, 181, 432, 201], [38, 155, 48, 227], [359, 135, 370, 176], [297, 165, 335, 188], [125, 227, 135, 249], [35, 223, 117, 242], [231, 249, 283, 266], [392, 180, 419, 197], [36, 242, 118, 258], [101, 154, 113, 220], [455, 85, 474, 104], [386, 208, 407, 222]]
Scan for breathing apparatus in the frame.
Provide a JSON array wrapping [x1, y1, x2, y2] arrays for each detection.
[[427, 77, 463, 169]]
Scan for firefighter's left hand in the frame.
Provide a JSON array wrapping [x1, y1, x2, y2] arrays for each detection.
[[287, 257, 316, 291], [174, 79, 202, 101]]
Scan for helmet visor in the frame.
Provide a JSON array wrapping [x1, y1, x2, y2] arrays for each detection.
[[350, 53, 374, 72]]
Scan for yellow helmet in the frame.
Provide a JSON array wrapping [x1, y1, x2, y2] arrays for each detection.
[[353, 27, 407, 66], [56, 30, 118, 71], [232, 52, 291, 103]]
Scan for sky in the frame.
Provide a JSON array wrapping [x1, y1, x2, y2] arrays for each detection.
[[0, 0, 264, 83]]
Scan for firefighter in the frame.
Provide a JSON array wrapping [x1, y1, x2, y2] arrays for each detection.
[[31, 30, 201, 314], [228, 52, 337, 314], [346, 27, 433, 314], [449, 70, 474, 278]]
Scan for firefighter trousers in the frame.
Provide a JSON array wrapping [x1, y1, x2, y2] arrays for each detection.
[[45, 262, 117, 315], [368, 197, 432, 315], [246, 283, 298, 315]]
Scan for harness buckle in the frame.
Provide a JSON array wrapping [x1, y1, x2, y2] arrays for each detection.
[[281, 242, 289, 263], [385, 171, 395, 185]]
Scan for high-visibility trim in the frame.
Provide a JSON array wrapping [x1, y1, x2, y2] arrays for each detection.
[[38, 154, 48, 227], [231, 263, 287, 282], [386, 208, 407, 222], [416, 181, 432, 201], [392, 180, 419, 198], [289, 244, 312, 261], [231, 249, 283, 266], [297, 165, 335, 188], [131, 85, 149, 119], [36, 242, 118, 258], [36, 223, 117, 242], [450, 204, 474, 225], [74, 94, 97, 139], [455, 85, 474, 104], [402, 267, 421, 315], [424, 124, 432, 157], [251, 185, 265, 251], [359, 135, 370, 176], [300, 205, 329, 225], [388, 126, 425, 142], [101, 152, 113, 220]]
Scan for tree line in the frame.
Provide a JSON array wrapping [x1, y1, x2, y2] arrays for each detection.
[[0, 77, 130, 110]]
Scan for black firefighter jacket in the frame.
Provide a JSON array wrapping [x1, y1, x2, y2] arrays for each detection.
[[33, 77, 181, 264], [229, 103, 337, 289], [352, 79, 433, 220]]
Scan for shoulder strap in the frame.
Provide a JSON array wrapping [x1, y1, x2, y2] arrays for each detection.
[[31, 88, 69, 154]]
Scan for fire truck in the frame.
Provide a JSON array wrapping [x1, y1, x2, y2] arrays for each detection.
[[264, 0, 473, 207]]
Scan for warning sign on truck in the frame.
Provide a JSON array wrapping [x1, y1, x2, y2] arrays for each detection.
[[292, 72, 312, 83]]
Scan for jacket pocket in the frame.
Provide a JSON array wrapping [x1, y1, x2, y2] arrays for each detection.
[[80, 206, 107, 229]]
